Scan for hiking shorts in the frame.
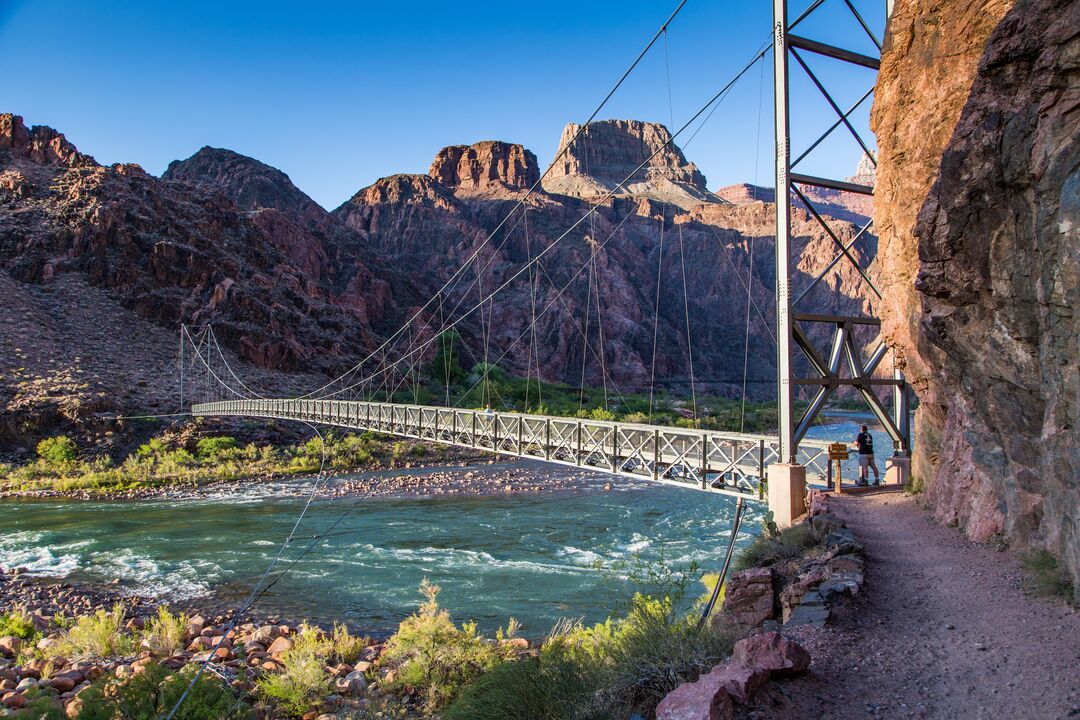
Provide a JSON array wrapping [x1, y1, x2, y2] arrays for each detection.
[[858, 454, 874, 468]]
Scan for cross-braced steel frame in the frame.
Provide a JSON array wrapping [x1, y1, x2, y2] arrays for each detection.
[[772, 0, 909, 464]]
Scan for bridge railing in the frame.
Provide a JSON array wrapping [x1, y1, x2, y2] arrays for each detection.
[[193, 399, 834, 500]]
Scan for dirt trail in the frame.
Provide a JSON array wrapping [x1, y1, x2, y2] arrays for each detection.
[[743, 491, 1079, 720]]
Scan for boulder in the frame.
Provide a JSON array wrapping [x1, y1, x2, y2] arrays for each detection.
[[731, 632, 810, 678], [655, 673, 735, 720], [707, 663, 769, 704], [719, 568, 774, 627], [828, 554, 865, 573], [779, 565, 831, 622], [333, 671, 368, 697], [1, 691, 27, 709], [0, 637, 20, 658], [250, 625, 278, 645], [187, 636, 214, 652], [266, 636, 294, 655]]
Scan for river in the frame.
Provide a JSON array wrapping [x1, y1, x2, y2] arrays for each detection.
[[0, 417, 889, 637]]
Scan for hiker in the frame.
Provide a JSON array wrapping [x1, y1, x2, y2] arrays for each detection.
[[854, 424, 880, 486]]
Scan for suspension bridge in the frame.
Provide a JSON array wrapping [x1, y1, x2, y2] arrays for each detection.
[[159, 2, 916, 715], [176, 0, 910, 526]]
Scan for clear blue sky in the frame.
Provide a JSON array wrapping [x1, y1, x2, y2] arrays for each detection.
[[0, 0, 882, 210]]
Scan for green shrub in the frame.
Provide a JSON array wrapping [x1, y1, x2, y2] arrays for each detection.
[[559, 594, 733, 716], [195, 436, 239, 461], [328, 622, 367, 665], [0, 608, 38, 640], [257, 656, 328, 716], [13, 688, 67, 720], [134, 438, 168, 460], [1022, 549, 1075, 602], [73, 662, 251, 720], [141, 606, 188, 657], [379, 579, 512, 711], [46, 603, 133, 659], [733, 523, 819, 572], [256, 628, 332, 717], [37, 436, 78, 468], [443, 652, 600, 720], [447, 595, 734, 720]]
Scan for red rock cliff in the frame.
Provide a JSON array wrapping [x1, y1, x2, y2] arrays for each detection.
[[872, 0, 1079, 593], [429, 141, 539, 192]]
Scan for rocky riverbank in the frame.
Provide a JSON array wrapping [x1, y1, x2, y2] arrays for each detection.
[[0, 456, 612, 503]]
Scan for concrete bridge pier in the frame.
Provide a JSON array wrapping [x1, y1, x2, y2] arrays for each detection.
[[767, 463, 806, 528]]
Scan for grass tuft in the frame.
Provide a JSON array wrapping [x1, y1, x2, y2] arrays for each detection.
[[141, 606, 188, 657], [1022, 549, 1075, 603], [733, 523, 819, 572], [44, 602, 133, 660]]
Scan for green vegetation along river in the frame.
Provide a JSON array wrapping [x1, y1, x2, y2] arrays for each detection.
[[0, 419, 884, 637]]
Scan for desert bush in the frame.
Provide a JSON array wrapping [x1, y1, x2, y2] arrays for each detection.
[[46, 603, 133, 660], [141, 606, 188, 657], [445, 594, 733, 720], [37, 436, 78, 468], [0, 608, 38, 640], [379, 579, 512, 711], [195, 436, 239, 461], [256, 634, 332, 717], [443, 651, 600, 720], [73, 662, 251, 720], [328, 622, 367, 665], [733, 522, 819, 572], [134, 438, 168, 461]]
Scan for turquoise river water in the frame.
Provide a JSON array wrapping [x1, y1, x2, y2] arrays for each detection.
[[0, 418, 884, 637]]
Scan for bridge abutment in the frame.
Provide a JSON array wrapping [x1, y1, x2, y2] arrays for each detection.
[[767, 463, 806, 528], [885, 455, 911, 486]]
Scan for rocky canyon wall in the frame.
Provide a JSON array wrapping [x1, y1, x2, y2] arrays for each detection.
[[872, 0, 1079, 592]]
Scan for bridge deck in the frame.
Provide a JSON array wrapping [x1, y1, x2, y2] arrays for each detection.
[[193, 399, 834, 501]]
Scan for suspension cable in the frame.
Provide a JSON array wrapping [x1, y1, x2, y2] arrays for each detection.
[[313, 44, 769, 402], [297, 0, 693, 402]]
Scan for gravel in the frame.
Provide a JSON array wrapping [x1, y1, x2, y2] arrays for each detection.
[[739, 492, 1080, 720]]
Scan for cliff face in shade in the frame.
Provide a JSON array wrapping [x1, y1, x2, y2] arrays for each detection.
[[162, 146, 395, 319], [872, 0, 1079, 592], [1, 110, 881, 444], [542, 120, 720, 210], [429, 141, 539, 192]]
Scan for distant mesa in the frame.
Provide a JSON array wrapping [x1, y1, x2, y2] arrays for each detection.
[[429, 141, 539, 192], [541, 119, 721, 211], [714, 183, 775, 205]]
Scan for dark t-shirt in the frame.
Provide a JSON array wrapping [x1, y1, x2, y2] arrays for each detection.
[[856, 431, 874, 455]]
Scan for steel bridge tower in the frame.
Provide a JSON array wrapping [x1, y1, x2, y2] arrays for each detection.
[[769, 0, 909, 523]]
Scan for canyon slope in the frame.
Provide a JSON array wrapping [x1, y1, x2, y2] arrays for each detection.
[[872, 0, 1079, 592], [1, 112, 877, 455]]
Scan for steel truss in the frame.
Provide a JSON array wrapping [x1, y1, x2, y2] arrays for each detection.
[[772, 0, 909, 462], [193, 399, 838, 500]]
